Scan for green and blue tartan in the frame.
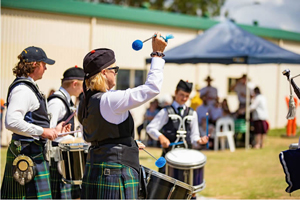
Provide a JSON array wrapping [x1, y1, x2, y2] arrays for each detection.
[[1, 140, 52, 199], [81, 162, 139, 199], [49, 158, 72, 199]]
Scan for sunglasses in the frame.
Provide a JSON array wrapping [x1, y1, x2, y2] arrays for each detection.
[[107, 66, 119, 74]]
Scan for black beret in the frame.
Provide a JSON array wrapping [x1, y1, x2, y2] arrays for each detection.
[[83, 48, 115, 79], [62, 66, 85, 80], [176, 80, 193, 93]]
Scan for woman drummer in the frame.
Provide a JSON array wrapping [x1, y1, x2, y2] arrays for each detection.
[[78, 32, 167, 199]]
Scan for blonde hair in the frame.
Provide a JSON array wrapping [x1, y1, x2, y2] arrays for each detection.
[[85, 71, 107, 92]]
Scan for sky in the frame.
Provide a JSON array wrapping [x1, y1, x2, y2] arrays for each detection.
[[216, 0, 300, 33]]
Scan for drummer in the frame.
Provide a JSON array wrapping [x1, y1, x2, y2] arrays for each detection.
[[1, 46, 70, 199], [78, 32, 167, 199], [146, 80, 209, 173], [47, 66, 85, 199]]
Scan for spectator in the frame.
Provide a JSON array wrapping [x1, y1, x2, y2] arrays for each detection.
[[196, 96, 210, 127], [250, 87, 269, 149], [190, 84, 202, 110], [136, 99, 160, 142], [209, 100, 223, 125], [221, 98, 231, 117], [200, 76, 218, 108], [230, 74, 255, 118]]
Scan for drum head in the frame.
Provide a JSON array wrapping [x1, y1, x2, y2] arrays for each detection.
[[165, 148, 206, 167], [59, 137, 89, 149]]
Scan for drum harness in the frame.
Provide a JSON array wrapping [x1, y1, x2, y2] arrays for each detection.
[[166, 106, 194, 150]]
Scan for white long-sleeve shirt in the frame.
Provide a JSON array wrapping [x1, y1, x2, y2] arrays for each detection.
[[146, 101, 202, 147], [48, 87, 75, 142], [100, 57, 165, 124], [250, 94, 268, 121], [5, 77, 44, 139], [48, 87, 71, 128]]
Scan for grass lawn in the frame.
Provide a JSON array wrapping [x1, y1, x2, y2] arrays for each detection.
[[1, 128, 300, 199]]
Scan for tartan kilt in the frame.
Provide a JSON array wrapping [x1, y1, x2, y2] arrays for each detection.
[[1, 140, 52, 199], [49, 158, 72, 199], [81, 162, 139, 199]]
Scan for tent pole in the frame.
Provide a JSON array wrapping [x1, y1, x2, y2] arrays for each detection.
[[245, 65, 250, 149]]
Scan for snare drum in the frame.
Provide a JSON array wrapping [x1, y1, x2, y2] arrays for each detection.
[[165, 148, 206, 192], [144, 166, 194, 199], [58, 138, 89, 185]]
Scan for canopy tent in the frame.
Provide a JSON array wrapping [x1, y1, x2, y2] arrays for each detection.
[[147, 21, 300, 65], [146, 21, 300, 149]]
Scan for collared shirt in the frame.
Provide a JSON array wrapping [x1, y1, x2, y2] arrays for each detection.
[[5, 76, 44, 139], [100, 57, 165, 124], [48, 87, 74, 142], [146, 100, 202, 147]]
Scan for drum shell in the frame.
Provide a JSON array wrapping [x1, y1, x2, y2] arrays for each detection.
[[58, 143, 89, 185], [165, 149, 206, 192], [144, 166, 194, 199], [166, 164, 204, 187]]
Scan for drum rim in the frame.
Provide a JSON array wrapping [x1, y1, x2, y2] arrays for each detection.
[[165, 148, 207, 167], [166, 162, 206, 169], [193, 181, 205, 193], [143, 166, 194, 192]]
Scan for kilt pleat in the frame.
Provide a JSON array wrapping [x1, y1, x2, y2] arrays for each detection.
[[49, 158, 72, 199], [81, 162, 139, 199], [1, 140, 52, 199]]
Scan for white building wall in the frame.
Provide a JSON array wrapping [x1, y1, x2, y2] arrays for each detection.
[[1, 8, 300, 145]]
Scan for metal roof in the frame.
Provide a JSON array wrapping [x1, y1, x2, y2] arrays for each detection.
[[2, 0, 300, 42]]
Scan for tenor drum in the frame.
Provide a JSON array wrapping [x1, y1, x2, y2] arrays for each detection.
[[144, 166, 194, 199], [165, 148, 206, 192], [58, 138, 89, 185]]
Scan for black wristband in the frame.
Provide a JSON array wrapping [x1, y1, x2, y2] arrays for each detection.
[[150, 52, 165, 57]]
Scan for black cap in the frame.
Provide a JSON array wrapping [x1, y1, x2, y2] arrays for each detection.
[[20, 46, 55, 65], [176, 80, 193, 93], [205, 76, 213, 81], [83, 48, 115, 79], [62, 66, 85, 81]]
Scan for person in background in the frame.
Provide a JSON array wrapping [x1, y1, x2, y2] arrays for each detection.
[[136, 99, 160, 143], [1, 46, 70, 199], [200, 76, 218, 108], [78, 32, 167, 199], [230, 74, 255, 118], [250, 87, 269, 149], [47, 66, 85, 199], [190, 84, 202, 110], [146, 80, 209, 173], [0, 98, 5, 133]]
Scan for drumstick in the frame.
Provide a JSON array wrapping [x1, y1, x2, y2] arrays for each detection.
[[58, 130, 81, 137], [143, 149, 166, 168], [63, 111, 77, 127]]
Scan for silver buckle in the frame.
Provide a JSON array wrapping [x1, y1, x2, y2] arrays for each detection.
[[104, 168, 110, 175]]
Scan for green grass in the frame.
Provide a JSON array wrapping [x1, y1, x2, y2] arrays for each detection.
[[1, 128, 300, 199]]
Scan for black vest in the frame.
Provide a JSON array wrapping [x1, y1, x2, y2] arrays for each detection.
[[47, 91, 75, 131], [7, 78, 50, 129], [78, 91, 139, 171], [161, 105, 193, 145], [7, 78, 50, 141]]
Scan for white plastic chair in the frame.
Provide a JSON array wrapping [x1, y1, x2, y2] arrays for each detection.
[[214, 117, 235, 152]]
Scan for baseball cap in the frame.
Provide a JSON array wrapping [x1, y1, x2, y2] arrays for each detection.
[[20, 46, 55, 65]]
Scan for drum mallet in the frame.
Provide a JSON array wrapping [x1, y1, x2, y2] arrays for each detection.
[[142, 149, 166, 168], [132, 34, 174, 51]]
